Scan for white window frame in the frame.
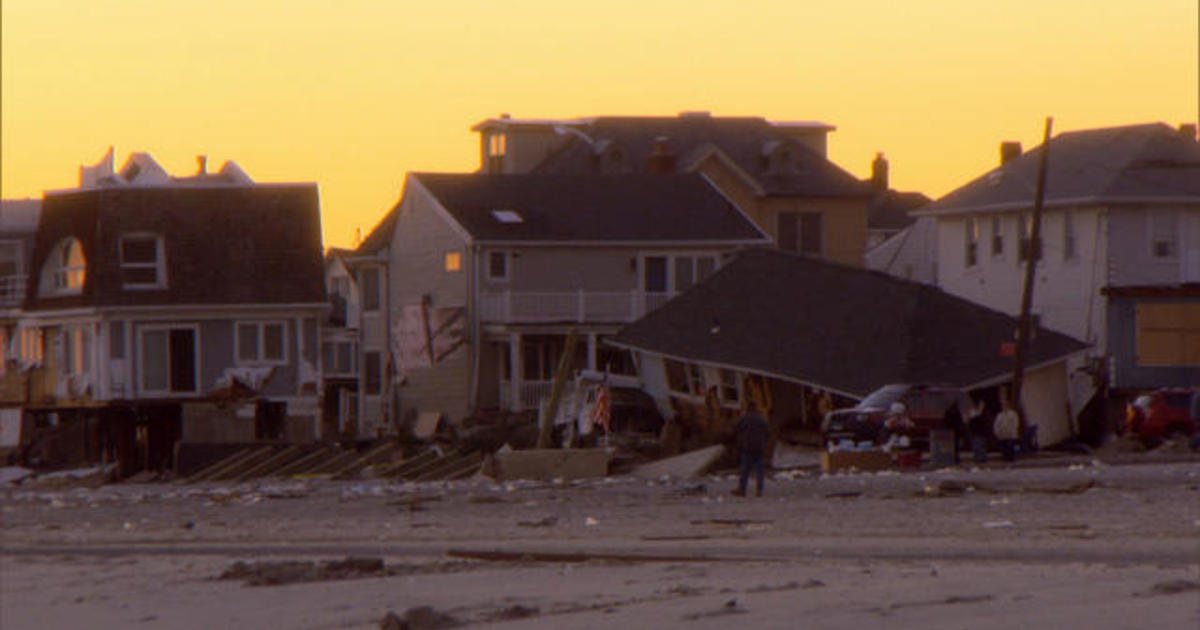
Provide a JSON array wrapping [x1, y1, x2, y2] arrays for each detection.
[[118, 233, 166, 289], [0, 240, 22, 277], [638, 252, 720, 294], [41, 237, 86, 296], [322, 339, 358, 376], [137, 324, 200, 396], [236, 320, 288, 366], [1149, 209, 1179, 260], [486, 250, 510, 281], [964, 218, 979, 268], [991, 215, 1005, 258], [1062, 209, 1077, 262]]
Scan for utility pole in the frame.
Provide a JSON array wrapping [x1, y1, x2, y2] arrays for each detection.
[[1011, 116, 1053, 429]]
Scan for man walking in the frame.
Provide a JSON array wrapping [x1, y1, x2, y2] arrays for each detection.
[[733, 401, 770, 497]]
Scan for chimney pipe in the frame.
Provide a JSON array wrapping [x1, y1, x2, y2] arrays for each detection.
[[1179, 123, 1198, 142], [870, 152, 889, 192], [999, 141, 1022, 166], [197, 155, 208, 175], [647, 136, 676, 174]]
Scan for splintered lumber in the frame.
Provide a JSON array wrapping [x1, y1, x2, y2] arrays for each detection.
[[232, 445, 308, 483], [330, 442, 400, 479], [208, 446, 285, 481], [270, 445, 337, 478], [184, 446, 267, 484]]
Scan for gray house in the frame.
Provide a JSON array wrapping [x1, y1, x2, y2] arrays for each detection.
[[912, 123, 1200, 403], [362, 172, 770, 427], [3, 152, 327, 474]]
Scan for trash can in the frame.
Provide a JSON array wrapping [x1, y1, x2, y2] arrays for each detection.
[[929, 428, 957, 468]]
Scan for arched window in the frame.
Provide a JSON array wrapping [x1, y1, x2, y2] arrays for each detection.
[[40, 238, 86, 295]]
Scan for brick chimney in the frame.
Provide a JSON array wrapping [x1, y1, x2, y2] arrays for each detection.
[[647, 136, 676, 174], [870, 152, 889, 193], [197, 155, 208, 175], [999, 141, 1022, 166]]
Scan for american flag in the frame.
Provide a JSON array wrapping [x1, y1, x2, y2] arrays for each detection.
[[591, 384, 611, 433]]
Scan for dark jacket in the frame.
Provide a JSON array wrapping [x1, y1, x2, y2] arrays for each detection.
[[736, 411, 770, 455]]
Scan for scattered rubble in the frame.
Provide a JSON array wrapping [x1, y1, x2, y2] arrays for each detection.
[[219, 557, 388, 586], [379, 606, 460, 630]]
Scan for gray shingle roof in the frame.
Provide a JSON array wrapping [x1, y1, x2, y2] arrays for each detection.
[[530, 116, 872, 198], [611, 248, 1087, 397], [413, 173, 769, 243], [922, 123, 1200, 214], [28, 185, 326, 310]]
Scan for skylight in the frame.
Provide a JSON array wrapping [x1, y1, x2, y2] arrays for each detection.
[[491, 209, 524, 224]]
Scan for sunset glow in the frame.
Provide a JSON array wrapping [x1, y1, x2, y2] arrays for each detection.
[[3, 0, 1196, 248]]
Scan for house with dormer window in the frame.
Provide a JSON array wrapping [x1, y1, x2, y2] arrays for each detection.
[[360, 172, 769, 427], [6, 150, 327, 475]]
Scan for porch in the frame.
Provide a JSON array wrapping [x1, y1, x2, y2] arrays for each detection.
[[489, 331, 637, 412]]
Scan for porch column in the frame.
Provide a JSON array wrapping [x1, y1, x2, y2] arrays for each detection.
[[587, 333, 598, 372], [508, 332, 522, 412]]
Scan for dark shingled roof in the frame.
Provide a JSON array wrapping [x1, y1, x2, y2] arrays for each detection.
[[530, 116, 872, 198], [611, 248, 1087, 397], [413, 173, 769, 242], [28, 185, 326, 310], [868, 190, 930, 232], [923, 123, 1200, 214]]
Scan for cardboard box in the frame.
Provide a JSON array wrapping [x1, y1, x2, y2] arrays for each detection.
[[820, 450, 892, 473]]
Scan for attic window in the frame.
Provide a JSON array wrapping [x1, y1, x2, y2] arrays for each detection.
[[40, 237, 86, 296], [491, 210, 524, 224], [120, 234, 165, 289]]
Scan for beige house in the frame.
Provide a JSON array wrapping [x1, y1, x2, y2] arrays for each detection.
[[471, 112, 876, 267]]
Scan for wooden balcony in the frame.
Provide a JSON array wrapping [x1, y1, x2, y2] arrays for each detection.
[[480, 290, 676, 324]]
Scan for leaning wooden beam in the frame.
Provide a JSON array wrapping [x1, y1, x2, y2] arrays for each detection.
[[209, 446, 283, 481], [183, 447, 260, 484], [232, 444, 307, 483], [271, 446, 336, 478], [330, 442, 400, 479]]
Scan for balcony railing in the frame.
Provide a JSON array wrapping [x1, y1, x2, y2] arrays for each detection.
[[499, 379, 554, 411], [0, 275, 27, 309], [480, 290, 677, 324]]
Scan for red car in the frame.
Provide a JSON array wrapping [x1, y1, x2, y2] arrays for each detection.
[[1124, 389, 1199, 443]]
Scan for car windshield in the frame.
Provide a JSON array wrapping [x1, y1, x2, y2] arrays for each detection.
[[857, 385, 908, 409]]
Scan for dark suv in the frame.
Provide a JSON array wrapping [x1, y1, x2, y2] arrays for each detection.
[[822, 383, 974, 446]]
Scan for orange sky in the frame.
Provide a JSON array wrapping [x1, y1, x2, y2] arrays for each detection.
[[3, 0, 1196, 248]]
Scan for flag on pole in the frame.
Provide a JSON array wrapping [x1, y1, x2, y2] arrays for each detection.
[[591, 383, 611, 433]]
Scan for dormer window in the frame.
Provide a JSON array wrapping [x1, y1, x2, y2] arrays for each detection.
[[120, 234, 165, 288], [40, 237, 86, 296]]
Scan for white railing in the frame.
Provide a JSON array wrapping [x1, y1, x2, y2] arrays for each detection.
[[0, 275, 26, 308], [498, 379, 555, 411], [480, 290, 677, 324]]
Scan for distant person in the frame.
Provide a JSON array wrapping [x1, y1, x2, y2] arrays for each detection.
[[879, 402, 915, 447], [968, 399, 992, 464], [993, 399, 1021, 462], [733, 401, 770, 497]]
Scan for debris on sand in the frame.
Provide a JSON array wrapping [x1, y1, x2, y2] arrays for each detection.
[[483, 604, 540, 621], [219, 557, 387, 586], [517, 516, 558, 528], [682, 598, 747, 620], [1139, 580, 1200, 597], [380, 606, 460, 629]]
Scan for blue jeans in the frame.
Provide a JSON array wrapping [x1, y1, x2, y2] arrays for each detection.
[[738, 451, 764, 495]]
